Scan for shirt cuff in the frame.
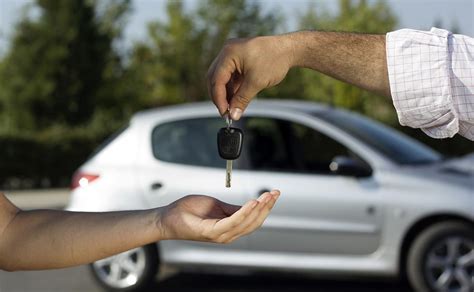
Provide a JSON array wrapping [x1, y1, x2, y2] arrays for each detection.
[[386, 27, 459, 139]]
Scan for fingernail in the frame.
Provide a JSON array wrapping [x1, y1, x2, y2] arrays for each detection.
[[230, 108, 242, 120]]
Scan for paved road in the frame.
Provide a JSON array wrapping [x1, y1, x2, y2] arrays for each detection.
[[0, 265, 412, 292], [0, 190, 413, 292], [4, 189, 70, 210]]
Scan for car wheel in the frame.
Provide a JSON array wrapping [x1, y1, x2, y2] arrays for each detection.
[[89, 244, 159, 292], [407, 221, 474, 292]]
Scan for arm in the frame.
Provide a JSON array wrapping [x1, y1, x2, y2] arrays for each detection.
[[207, 31, 390, 120], [0, 190, 279, 271], [291, 31, 390, 97]]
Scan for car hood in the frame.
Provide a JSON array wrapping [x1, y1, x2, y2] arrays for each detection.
[[439, 153, 474, 174], [401, 153, 474, 190]]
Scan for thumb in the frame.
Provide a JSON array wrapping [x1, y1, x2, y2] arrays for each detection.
[[229, 80, 259, 121]]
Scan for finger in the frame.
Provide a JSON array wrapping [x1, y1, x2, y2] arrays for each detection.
[[225, 75, 234, 103], [206, 57, 219, 101], [231, 72, 243, 96], [232, 190, 279, 230], [236, 191, 280, 238], [247, 196, 277, 230], [225, 205, 271, 243], [213, 199, 258, 235], [229, 78, 259, 120], [208, 59, 234, 116], [223, 192, 272, 238], [270, 189, 281, 197]]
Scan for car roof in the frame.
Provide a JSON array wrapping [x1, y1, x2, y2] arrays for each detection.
[[131, 99, 335, 124]]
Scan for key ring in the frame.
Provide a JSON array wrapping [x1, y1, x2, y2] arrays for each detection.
[[225, 109, 232, 129], [226, 115, 232, 129]]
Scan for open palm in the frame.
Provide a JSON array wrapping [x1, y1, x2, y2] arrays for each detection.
[[159, 191, 280, 243]]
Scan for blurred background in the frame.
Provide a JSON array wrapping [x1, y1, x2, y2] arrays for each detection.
[[0, 1, 473, 292], [0, 0, 472, 190]]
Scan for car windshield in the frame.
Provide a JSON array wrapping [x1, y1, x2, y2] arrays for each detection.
[[314, 110, 443, 165]]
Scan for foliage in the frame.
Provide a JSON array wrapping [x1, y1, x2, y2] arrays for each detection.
[[125, 0, 281, 108], [0, 129, 103, 188], [0, 0, 132, 188], [0, 0, 131, 135], [262, 0, 399, 125], [0, 0, 471, 188]]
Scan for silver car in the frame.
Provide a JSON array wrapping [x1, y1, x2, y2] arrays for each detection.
[[67, 100, 474, 292]]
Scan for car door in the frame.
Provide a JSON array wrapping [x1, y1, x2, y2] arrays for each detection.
[[239, 116, 385, 255], [137, 116, 249, 251]]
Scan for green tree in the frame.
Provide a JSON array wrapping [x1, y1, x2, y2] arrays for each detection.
[[126, 0, 281, 108], [0, 0, 133, 188], [263, 0, 398, 125], [0, 0, 131, 135]]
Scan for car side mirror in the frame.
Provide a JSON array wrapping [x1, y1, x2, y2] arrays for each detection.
[[329, 156, 372, 177]]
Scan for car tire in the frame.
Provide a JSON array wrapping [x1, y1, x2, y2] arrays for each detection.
[[89, 244, 159, 292], [407, 221, 474, 292]]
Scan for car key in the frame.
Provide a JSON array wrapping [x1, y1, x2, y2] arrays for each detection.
[[217, 117, 243, 188]]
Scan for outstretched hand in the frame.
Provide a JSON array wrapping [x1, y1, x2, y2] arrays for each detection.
[[158, 190, 280, 243], [0, 190, 279, 270], [207, 36, 294, 120]]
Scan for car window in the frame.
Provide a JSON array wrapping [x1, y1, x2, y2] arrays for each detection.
[[315, 110, 442, 165], [151, 118, 224, 168], [243, 117, 362, 174], [290, 122, 354, 173], [242, 117, 295, 172]]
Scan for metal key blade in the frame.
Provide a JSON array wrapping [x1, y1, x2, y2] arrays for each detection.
[[225, 160, 232, 188]]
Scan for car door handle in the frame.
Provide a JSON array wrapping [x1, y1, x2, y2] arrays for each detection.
[[257, 189, 271, 197], [150, 182, 163, 191]]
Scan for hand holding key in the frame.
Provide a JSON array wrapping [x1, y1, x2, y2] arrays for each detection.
[[207, 36, 292, 120]]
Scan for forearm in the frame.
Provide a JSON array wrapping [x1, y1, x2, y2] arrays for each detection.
[[0, 208, 162, 271], [284, 31, 391, 97], [0, 190, 280, 271]]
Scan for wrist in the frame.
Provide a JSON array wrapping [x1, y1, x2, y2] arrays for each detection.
[[281, 30, 324, 68], [263, 33, 298, 69], [153, 207, 169, 241], [278, 31, 306, 68]]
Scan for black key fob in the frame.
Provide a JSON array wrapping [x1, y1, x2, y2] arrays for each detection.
[[217, 127, 244, 160]]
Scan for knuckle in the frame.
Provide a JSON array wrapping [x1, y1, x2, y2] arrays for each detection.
[[235, 93, 251, 104], [223, 38, 245, 54], [223, 43, 235, 54]]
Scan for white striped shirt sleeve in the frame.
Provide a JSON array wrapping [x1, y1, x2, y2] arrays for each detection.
[[386, 27, 474, 141]]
